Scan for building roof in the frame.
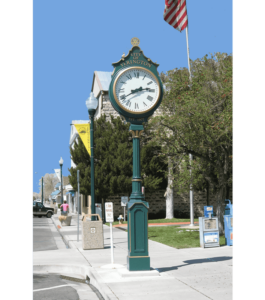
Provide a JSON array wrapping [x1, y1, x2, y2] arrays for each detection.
[[51, 190, 60, 196], [91, 71, 112, 94], [54, 177, 69, 188]]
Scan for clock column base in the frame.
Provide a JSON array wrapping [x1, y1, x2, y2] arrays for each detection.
[[127, 256, 150, 271]]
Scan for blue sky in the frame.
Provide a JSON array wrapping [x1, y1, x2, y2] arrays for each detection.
[[33, 0, 232, 193]]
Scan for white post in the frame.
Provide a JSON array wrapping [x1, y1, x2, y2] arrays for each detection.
[[189, 154, 194, 226], [124, 206, 126, 222], [185, 25, 194, 226], [77, 170, 80, 242], [110, 222, 114, 264]]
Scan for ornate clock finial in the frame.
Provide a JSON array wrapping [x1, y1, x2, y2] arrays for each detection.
[[131, 37, 140, 47]]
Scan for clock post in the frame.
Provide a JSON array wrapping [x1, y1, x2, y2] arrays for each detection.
[[127, 124, 150, 271], [108, 38, 163, 271]]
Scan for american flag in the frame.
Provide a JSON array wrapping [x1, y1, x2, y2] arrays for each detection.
[[163, 0, 188, 32]]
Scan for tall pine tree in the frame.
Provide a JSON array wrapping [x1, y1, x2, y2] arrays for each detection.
[[68, 115, 167, 208]]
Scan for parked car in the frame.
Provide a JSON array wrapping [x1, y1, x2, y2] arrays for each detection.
[[33, 202, 54, 218]]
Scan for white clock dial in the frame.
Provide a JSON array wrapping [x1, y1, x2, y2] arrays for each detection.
[[114, 67, 160, 114]]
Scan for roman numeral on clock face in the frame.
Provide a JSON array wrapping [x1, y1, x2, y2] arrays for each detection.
[[143, 102, 147, 106], [147, 95, 153, 101], [119, 88, 124, 92], [147, 81, 153, 85], [135, 103, 139, 109], [134, 72, 139, 78], [121, 81, 126, 84], [149, 89, 155, 92], [142, 75, 146, 80], [126, 74, 132, 80], [126, 100, 131, 107], [120, 95, 126, 100]]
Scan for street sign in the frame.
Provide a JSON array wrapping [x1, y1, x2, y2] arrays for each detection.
[[105, 202, 114, 223], [121, 196, 129, 207], [105, 202, 114, 264]]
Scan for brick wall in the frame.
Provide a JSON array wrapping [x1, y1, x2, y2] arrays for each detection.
[[101, 94, 119, 122], [104, 189, 233, 220]]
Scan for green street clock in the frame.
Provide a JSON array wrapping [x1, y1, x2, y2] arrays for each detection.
[[109, 38, 163, 124], [109, 38, 163, 272]]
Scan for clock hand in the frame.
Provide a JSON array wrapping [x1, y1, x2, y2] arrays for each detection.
[[134, 87, 150, 93], [121, 87, 151, 102], [121, 88, 141, 101]]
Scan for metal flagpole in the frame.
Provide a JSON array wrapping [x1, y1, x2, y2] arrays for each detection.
[[185, 24, 194, 227]]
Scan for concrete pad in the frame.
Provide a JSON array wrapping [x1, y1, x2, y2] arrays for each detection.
[[118, 267, 160, 278], [101, 264, 125, 269], [107, 279, 210, 300]]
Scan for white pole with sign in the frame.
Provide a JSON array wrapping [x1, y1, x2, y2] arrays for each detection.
[[105, 202, 114, 264], [121, 196, 128, 222]]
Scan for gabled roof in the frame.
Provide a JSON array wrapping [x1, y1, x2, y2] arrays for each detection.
[[91, 71, 112, 95]]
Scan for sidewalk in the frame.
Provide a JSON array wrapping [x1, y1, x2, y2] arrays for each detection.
[[33, 212, 232, 300]]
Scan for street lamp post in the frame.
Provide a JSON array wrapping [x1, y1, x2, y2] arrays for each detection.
[[86, 92, 98, 221], [59, 157, 64, 204]]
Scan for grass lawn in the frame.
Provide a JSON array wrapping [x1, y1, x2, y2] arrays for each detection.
[[105, 219, 225, 249], [148, 226, 226, 249], [105, 218, 199, 227]]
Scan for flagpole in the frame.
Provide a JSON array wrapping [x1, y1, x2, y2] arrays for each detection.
[[185, 24, 194, 227], [185, 26, 192, 82]]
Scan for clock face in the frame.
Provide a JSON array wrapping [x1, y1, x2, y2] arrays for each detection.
[[113, 67, 160, 114]]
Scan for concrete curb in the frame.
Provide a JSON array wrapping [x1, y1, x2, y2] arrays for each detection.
[[51, 215, 71, 249], [33, 264, 118, 300], [49, 214, 118, 299]]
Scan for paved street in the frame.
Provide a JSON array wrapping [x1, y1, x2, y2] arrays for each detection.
[[33, 273, 101, 300], [33, 273, 79, 300], [33, 215, 102, 299], [33, 217, 58, 252]]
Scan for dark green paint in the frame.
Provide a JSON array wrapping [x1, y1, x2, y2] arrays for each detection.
[[108, 46, 163, 125], [127, 256, 150, 272], [88, 109, 96, 221], [127, 124, 150, 271], [60, 164, 63, 204], [108, 44, 164, 271]]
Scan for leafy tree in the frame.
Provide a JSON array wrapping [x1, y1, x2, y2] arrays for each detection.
[[38, 173, 60, 201], [149, 53, 232, 233], [68, 115, 167, 214], [33, 192, 40, 200]]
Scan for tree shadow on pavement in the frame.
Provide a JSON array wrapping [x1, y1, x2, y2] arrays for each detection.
[[157, 256, 232, 273]]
